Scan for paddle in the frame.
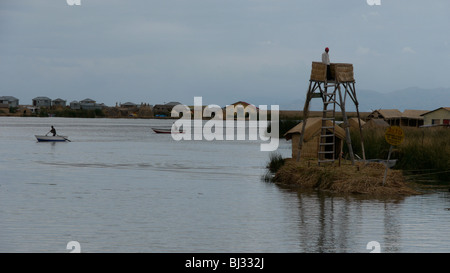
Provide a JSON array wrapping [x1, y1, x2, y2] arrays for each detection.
[[57, 135, 71, 142]]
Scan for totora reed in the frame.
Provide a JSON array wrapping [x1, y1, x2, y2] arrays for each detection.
[[269, 158, 421, 196]]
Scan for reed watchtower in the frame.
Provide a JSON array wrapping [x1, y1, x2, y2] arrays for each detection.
[[297, 62, 365, 165]]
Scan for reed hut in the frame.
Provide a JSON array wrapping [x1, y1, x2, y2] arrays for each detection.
[[367, 109, 427, 127], [363, 118, 389, 129], [401, 109, 427, 127], [284, 117, 346, 160], [367, 109, 402, 126], [346, 117, 365, 130]]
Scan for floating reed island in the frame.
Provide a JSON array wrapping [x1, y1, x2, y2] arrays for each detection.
[[268, 157, 421, 196]]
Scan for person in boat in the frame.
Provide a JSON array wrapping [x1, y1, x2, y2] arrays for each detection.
[[49, 126, 56, 136]]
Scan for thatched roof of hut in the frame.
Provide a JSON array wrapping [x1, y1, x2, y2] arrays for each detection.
[[368, 109, 402, 119], [363, 119, 389, 128], [402, 109, 428, 119], [284, 117, 346, 141], [347, 117, 365, 129]]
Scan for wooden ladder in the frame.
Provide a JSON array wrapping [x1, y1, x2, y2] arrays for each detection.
[[318, 81, 337, 164]]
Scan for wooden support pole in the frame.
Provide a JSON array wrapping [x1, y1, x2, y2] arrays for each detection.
[[338, 86, 355, 165], [350, 82, 366, 162], [297, 81, 313, 162], [383, 145, 393, 186]]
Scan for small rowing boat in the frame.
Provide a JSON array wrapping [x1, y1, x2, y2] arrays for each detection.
[[35, 135, 70, 142], [151, 127, 184, 134]]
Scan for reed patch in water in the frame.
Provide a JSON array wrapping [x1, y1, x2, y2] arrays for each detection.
[[272, 159, 421, 196]]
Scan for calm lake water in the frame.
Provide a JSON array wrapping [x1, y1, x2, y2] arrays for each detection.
[[0, 117, 449, 253]]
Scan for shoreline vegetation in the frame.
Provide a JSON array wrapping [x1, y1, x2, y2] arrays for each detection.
[[348, 127, 450, 182], [0, 105, 368, 121], [266, 126, 450, 196]]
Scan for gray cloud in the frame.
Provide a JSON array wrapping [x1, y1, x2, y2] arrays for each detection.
[[1, 0, 449, 108]]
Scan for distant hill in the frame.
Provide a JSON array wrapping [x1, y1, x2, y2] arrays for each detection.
[[279, 87, 450, 112]]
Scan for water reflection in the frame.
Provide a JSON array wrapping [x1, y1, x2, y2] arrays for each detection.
[[290, 189, 408, 253], [1, 117, 450, 252]]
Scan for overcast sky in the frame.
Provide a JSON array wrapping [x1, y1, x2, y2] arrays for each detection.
[[1, 0, 449, 108]]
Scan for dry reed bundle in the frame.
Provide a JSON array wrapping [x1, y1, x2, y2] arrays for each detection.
[[335, 64, 354, 82], [273, 159, 420, 196], [309, 62, 355, 82], [310, 62, 327, 81]]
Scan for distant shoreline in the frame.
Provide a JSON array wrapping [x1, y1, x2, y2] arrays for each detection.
[[0, 107, 371, 120]]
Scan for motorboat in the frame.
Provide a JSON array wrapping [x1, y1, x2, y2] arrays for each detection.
[[35, 135, 70, 142]]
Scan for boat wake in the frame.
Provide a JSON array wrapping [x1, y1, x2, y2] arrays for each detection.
[[34, 160, 255, 177]]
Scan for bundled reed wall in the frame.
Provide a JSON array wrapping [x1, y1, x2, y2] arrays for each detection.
[[309, 62, 354, 82], [310, 62, 327, 81]]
